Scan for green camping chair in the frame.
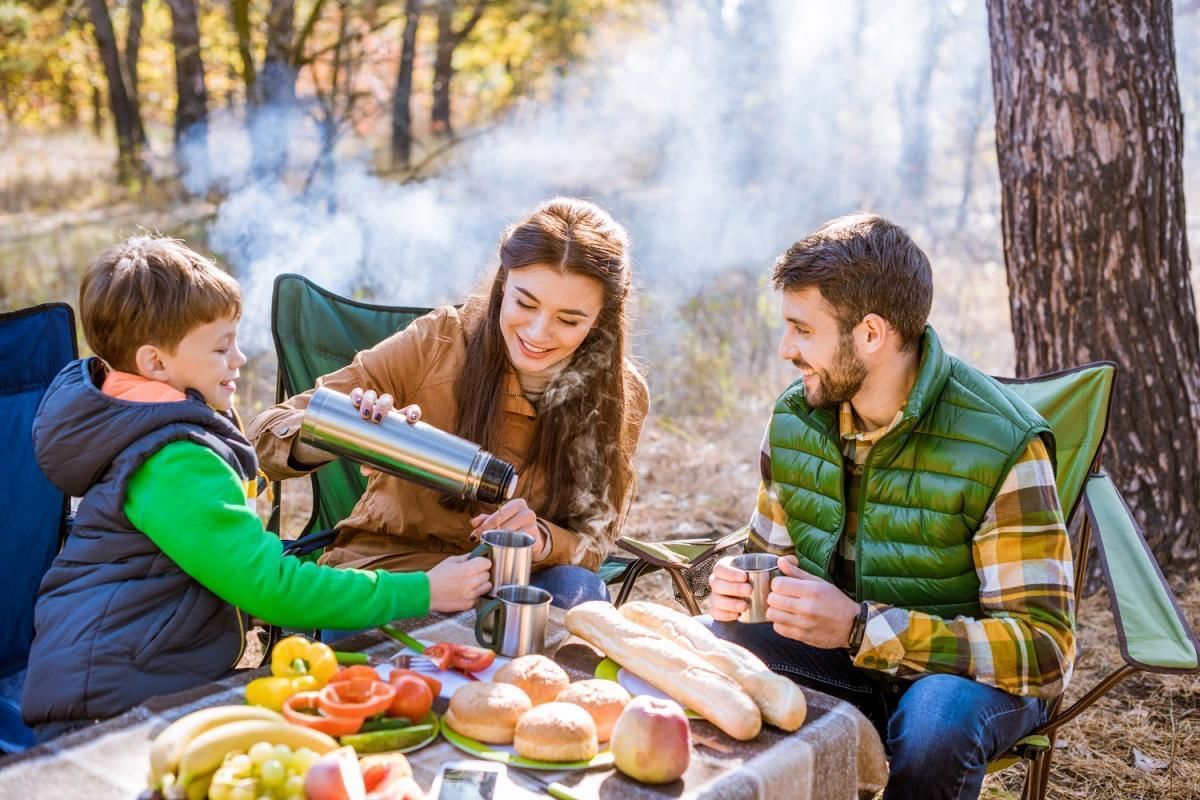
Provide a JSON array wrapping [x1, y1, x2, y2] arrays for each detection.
[[612, 360, 1199, 800], [266, 273, 638, 579]]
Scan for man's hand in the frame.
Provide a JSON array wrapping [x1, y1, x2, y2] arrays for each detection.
[[707, 555, 757, 622], [766, 556, 861, 648]]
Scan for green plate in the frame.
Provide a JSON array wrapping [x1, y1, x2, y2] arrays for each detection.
[[594, 658, 701, 719], [441, 722, 614, 771]]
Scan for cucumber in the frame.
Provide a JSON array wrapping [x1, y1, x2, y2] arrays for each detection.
[[358, 715, 414, 732], [340, 724, 434, 753]]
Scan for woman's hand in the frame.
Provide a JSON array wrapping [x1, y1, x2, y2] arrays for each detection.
[[469, 498, 549, 560], [426, 553, 492, 612], [349, 388, 420, 477]]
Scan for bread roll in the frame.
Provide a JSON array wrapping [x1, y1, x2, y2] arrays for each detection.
[[620, 601, 807, 731], [443, 682, 532, 744], [565, 601, 761, 741], [513, 702, 599, 762], [493, 655, 570, 706], [555, 679, 631, 741]]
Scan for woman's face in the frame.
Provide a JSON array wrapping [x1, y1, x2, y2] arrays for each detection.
[[499, 264, 606, 373]]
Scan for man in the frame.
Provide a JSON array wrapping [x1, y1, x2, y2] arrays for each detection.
[[707, 214, 1076, 800]]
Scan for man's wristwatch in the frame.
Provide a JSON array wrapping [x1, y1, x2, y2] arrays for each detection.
[[847, 602, 869, 654]]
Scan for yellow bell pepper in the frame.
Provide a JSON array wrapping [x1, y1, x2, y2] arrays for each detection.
[[270, 636, 338, 686], [244, 674, 320, 711]]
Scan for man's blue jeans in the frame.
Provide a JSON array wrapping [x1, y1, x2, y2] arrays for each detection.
[[705, 618, 1045, 800]]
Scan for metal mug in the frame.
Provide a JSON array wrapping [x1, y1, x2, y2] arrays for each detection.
[[474, 584, 551, 657], [470, 529, 535, 596], [732, 552, 781, 623]]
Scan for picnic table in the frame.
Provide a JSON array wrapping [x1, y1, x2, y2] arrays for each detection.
[[0, 608, 888, 799]]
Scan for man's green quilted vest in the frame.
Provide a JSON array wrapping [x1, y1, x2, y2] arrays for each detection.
[[769, 326, 1054, 618]]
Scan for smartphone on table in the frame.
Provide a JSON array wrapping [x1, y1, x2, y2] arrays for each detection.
[[429, 759, 510, 800]]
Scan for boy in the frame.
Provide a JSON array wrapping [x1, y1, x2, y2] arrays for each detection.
[[22, 236, 490, 739]]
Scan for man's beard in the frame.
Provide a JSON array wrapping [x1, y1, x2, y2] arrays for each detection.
[[802, 334, 868, 409]]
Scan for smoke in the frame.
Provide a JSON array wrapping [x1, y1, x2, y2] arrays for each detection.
[[188, 0, 1004, 368]]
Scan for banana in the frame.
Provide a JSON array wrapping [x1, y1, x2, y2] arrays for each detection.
[[185, 771, 213, 800], [176, 719, 338, 786], [149, 704, 283, 786]]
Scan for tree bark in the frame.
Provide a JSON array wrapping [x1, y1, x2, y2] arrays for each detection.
[[86, 0, 140, 178], [124, 0, 147, 147], [987, 0, 1200, 577], [230, 0, 259, 105], [263, 0, 297, 106], [391, 0, 422, 168], [431, 0, 486, 138], [166, 0, 209, 145]]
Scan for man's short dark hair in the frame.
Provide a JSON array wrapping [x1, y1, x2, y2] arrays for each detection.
[[771, 213, 933, 352]]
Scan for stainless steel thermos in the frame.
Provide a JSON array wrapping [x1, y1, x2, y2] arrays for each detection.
[[300, 386, 518, 504]]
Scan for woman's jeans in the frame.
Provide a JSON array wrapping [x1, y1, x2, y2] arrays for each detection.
[[705, 618, 1046, 800], [323, 565, 608, 644]]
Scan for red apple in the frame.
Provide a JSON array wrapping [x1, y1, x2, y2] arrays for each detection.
[[610, 696, 691, 784]]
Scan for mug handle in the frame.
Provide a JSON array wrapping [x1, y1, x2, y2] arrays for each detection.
[[474, 597, 502, 650], [469, 543, 490, 559]]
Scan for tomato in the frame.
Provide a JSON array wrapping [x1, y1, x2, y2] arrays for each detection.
[[420, 643, 455, 671], [388, 668, 441, 699], [386, 674, 433, 721], [331, 665, 382, 684], [318, 679, 396, 719], [282, 691, 364, 736], [449, 644, 495, 673]]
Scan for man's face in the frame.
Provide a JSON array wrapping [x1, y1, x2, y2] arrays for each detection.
[[777, 288, 867, 409]]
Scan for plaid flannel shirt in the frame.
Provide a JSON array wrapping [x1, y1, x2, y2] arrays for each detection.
[[747, 402, 1076, 699]]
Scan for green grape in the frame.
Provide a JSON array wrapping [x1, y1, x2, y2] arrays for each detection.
[[248, 741, 275, 765], [282, 773, 305, 797], [228, 781, 257, 800], [283, 795, 305, 800], [207, 781, 232, 800], [271, 743, 293, 763], [227, 753, 253, 779], [289, 747, 319, 775], [258, 758, 286, 788]]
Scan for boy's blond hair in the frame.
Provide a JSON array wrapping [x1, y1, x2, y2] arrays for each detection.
[[80, 236, 241, 372]]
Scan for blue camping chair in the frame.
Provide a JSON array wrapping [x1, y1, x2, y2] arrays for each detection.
[[0, 303, 77, 753]]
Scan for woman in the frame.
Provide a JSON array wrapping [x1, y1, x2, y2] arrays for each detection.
[[249, 198, 649, 609]]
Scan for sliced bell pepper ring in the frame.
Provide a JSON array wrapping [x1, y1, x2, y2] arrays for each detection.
[[245, 674, 320, 711], [331, 664, 382, 684], [271, 635, 339, 688], [282, 691, 364, 737], [318, 679, 396, 719]]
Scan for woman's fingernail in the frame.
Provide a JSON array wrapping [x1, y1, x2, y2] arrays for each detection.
[[373, 412, 383, 422]]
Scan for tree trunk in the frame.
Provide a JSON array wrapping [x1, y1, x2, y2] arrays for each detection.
[[896, 5, 945, 205], [431, 0, 486, 138], [166, 0, 209, 143], [263, 0, 296, 106], [125, 0, 147, 147], [391, 0, 421, 168], [230, 0, 259, 105], [86, 0, 140, 178], [987, 0, 1200, 577]]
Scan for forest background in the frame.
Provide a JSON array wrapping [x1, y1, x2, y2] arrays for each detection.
[[1, 1, 1198, 797]]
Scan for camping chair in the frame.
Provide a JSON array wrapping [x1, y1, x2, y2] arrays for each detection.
[[265, 274, 639, 593], [613, 360, 1199, 800], [0, 303, 77, 753]]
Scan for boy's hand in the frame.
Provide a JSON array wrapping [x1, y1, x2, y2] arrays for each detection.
[[426, 553, 492, 612], [707, 555, 753, 621]]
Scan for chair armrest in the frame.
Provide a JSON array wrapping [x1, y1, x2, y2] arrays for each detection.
[[1085, 473, 1200, 672]]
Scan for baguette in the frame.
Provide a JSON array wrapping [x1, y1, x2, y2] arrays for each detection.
[[620, 601, 807, 731], [565, 601, 762, 740]]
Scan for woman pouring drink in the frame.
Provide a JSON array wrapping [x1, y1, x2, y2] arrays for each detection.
[[249, 197, 649, 611]]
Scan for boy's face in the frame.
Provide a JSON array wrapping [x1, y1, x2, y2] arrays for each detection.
[[154, 315, 246, 411]]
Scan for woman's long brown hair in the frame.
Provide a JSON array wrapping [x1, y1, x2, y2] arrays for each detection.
[[445, 198, 635, 535]]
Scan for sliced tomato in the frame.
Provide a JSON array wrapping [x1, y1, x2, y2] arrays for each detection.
[[449, 644, 495, 673], [282, 691, 364, 736], [388, 668, 441, 699], [421, 643, 456, 671], [318, 679, 396, 719], [331, 665, 381, 684]]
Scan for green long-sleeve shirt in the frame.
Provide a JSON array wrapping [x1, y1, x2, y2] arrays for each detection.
[[125, 440, 430, 628]]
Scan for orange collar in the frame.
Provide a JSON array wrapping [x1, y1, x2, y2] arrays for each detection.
[[101, 370, 187, 403]]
